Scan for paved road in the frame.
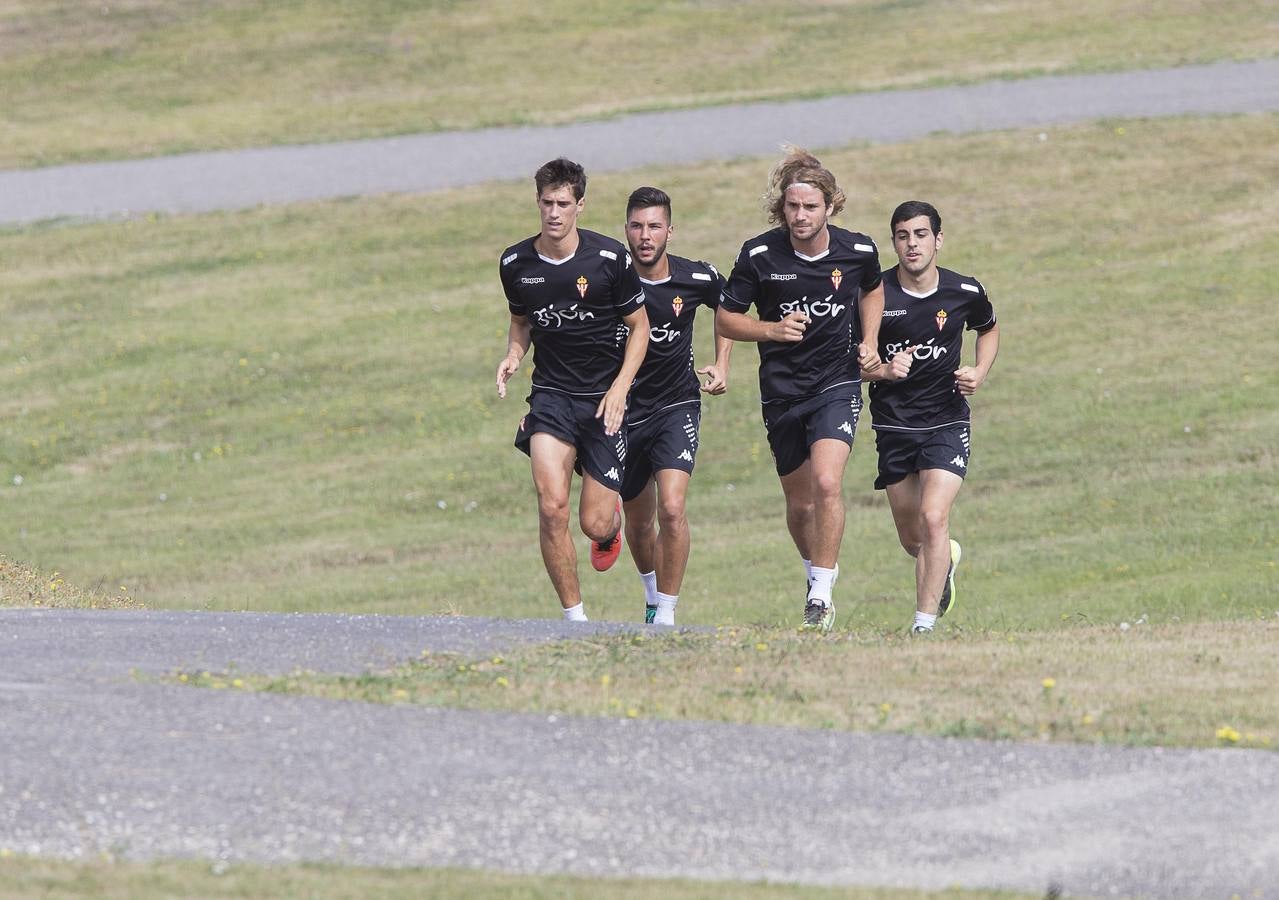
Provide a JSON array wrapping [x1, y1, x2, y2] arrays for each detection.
[[2, 608, 1276, 896], [2, 59, 1278, 226]]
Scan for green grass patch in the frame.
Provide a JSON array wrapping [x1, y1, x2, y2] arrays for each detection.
[[0, 854, 1025, 899], [0, 556, 139, 609], [0, 115, 1276, 626], [2, 0, 1277, 166], [210, 619, 1278, 751]]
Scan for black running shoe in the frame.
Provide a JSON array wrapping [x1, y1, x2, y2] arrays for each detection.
[[801, 600, 835, 633]]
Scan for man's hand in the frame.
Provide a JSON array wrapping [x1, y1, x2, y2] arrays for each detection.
[[495, 355, 520, 399], [887, 345, 918, 380], [765, 311, 809, 343], [954, 365, 986, 396], [856, 341, 880, 372], [595, 382, 628, 436], [697, 364, 728, 395]]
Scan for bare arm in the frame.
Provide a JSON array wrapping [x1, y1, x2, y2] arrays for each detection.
[[715, 306, 808, 343], [596, 306, 650, 435], [698, 315, 735, 395], [955, 323, 1000, 396], [495, 314, 532, 399]]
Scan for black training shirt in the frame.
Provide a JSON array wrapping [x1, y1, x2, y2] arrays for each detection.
[[500, 229, 645, 397], [869, 266, 996, 431], [721, 225, 881, 403], [627, 255, 724, 424]]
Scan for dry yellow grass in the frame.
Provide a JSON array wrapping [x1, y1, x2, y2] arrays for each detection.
[[240, 620, 1279, 750], [0, 556, 140, 609]]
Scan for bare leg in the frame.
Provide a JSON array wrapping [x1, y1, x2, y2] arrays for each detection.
[[803, 439, 851, 569], [579, 471, 622, 544], [652, 468, 692, 595], [623, 480, 658, 576], [915, 469, 964, 614], [529, 433, 580, 610], [778, 459, 815, 563]]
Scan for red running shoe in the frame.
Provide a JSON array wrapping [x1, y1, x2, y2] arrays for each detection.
[[590, 499, 624, 572]]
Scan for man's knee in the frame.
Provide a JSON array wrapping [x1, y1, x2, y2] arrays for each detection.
[[920, 505, 949, 539], [580, 505, 618, 543], [657, 495, 687, 531], [537, 492, 571, 530], [812, 467, 844, 502]]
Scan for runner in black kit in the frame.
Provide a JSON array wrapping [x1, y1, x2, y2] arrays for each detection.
[[717, 147, 884, 632], [619, 187, 733, 627], [495, 158, 649, 622], [862, 201, 1000, 634]]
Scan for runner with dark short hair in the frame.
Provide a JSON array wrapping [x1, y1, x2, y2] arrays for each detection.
[[862, 200, 1000, 634], [496, 157, 650, 622], [717, 146, 884, 632], [620, 186, 733, 626]]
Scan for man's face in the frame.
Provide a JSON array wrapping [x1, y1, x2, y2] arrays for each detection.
[[624, 205, 672, 268], [892, 214, 943, 276], [538, 184, 584, 241], [782, 183, 832, 244]]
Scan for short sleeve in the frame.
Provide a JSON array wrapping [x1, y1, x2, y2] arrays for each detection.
[[965, 280, 997, 332], [720, 245, 757, 314], [857, 239, 882, 292], [500, 251, 525, 316], [612, 249, 645, 315], [695, 261, 725, 309]]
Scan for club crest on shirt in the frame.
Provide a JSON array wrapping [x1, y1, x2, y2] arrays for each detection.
[[831, 268, 843, 292], [935, 308, 948, 331], [576, 276, 588, 299], [671, 295, 684, 317]]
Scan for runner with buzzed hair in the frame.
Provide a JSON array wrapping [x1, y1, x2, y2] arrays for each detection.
[[496, 157, 649, 622], [717, 146, 884, 631], [620, 186, 733, 626]]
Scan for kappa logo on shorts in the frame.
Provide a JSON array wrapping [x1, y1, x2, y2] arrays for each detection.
[[838, 421, 853, 436], [576, 276, 588, 298], [605, 467, 620, 481], [678, 449, 693, 462], [950, 455, 967, 469]]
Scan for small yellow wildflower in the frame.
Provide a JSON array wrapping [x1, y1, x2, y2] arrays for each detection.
[[393, 688, 409, 700], [1041, 678, 1056, 690], [626, 708, 638, 718], [231, 679, 244, 689], [1216, 726, 1241, 744], [599, 674, 611, 688], [755, 642, 768, 651], [495, 677, 509, 688], [879, 703, 892, 715]]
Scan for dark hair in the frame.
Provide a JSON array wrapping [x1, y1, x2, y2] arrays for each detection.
[[765, 145, 845, 225], [626, 186, 672, 222], [890, 200, 941, 236], [535, 158, 587, 200]]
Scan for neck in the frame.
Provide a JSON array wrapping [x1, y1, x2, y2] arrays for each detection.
[[896, 263, 939, 294], [535, 228, 579, 260], [635, 254, 670, 282], [791, 226, 830, 258]]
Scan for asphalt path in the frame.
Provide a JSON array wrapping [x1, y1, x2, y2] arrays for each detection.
[[2, 59, 1278, 225], [2, 608, 1277, 896]]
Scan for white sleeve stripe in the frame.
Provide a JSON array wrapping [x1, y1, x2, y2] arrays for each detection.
[[961, 283, 980, 293], [501, 253, 517, 266], [599, 249, 618, 261], [973, 314, 996, 329], [691, 272, 712, 281], [749, 245, 768, 257], [854, 243, 874, 253]]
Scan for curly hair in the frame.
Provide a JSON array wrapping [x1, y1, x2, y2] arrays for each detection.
[[764, 145, 845, 225]]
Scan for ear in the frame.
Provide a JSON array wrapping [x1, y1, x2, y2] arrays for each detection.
[[935, 230, 943, 250]]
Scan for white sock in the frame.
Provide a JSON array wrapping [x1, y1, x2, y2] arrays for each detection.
[[640, 570, 658, 607], [807, 566, 835, 604], [803, 558, 813, 583], [563, 602, 588, 622], [913, 611, 936, 632], [654, 592, 677, 626]]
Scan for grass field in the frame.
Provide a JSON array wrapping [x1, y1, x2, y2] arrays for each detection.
[[2, 114, 1275, 630], [0, 855, 1027, 900], [2, 0, 1277, 167]]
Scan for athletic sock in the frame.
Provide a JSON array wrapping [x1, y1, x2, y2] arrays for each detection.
[[654, 592, 678, 626], [563, 602, 588, 622], [807, 566, 835, 605], [913, 611, 936, 632], [640, 571, 658, 607]]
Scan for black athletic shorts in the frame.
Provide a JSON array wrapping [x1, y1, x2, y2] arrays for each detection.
[[514, 390, 627, 491], [873, 423, 971, 489], [620, 402, 701, 501], [761, 385, 861, 477]]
